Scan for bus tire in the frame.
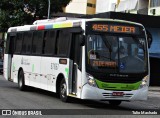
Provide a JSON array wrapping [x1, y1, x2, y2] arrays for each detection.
[[59, 79, 68, 102], [109, 100, 122, 106], [18, 70, 26, 91]]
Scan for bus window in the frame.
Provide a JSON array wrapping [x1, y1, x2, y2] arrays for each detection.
[[44, 30, 56, 55], [22, 32, 33, 54], [57, 30, 71, 57], [15, 33, 23, 54], [32, 31, 43, 54]]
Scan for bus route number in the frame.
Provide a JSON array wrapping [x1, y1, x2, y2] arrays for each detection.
[[92, 24, 108, 31]]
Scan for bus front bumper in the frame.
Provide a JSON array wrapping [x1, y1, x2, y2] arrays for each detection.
[[81, 84, 148, 101]]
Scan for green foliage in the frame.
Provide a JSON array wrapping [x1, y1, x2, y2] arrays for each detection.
[[0, 0, 71, 32]]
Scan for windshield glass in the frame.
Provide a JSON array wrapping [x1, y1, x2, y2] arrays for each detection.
[[86, 35, 147, 73]]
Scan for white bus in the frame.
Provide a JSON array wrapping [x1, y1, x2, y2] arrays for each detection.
[[4, 18, 149, 105]]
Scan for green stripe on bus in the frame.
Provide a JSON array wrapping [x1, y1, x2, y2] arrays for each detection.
[[32, 64, 34, 72], [95, 79, 141, 90], [65, 68, 69, 78]]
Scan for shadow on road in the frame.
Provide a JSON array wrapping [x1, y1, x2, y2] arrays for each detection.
[[0, 77, 154, 112], [24, 86, 134, 111]]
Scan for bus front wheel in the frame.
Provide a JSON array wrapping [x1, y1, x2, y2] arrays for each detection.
[[59, 79, 68, 102], [18, 70, 26, 91], [109, 100, 122, 106]]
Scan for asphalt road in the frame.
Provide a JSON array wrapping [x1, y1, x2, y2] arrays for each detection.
[[0, 75, 159, 117]]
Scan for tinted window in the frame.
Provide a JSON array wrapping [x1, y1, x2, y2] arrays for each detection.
[[57, 30, 71, 56], [15, 33, 23, 53], [43, 30, 56, 55], [22, 32, 33, 54], [32, 31, 43, 54]]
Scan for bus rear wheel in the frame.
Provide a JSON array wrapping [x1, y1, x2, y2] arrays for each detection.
[[109, 100, 122, 106], [18, 70, 26, 91], [59, 79, 68, 102]]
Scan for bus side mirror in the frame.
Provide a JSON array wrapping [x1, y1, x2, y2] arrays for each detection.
[[146, 30, 152, 48], [79, 35, 85, 46]]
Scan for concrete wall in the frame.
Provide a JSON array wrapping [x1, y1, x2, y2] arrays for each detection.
[[65, 0, 87, 14], [65, 0, 96, 14], [96, 0, 117, 13]]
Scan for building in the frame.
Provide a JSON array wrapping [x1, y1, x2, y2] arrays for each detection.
[[116, 0, 149, 14], [96, 0, 117, 13], [96, 0, 149, 15], [65, 0, 160, 16], [96, 0, 160, 16], [65, 0, 96, 14], [148, 0, 160, 15]]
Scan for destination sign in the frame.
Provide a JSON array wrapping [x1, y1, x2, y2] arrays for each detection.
[[92, 61, 117, 68], [86, 21, 143, 35], [92, 24, 138, 34]]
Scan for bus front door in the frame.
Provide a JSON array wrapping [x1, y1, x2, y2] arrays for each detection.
[[70, 34, 82, 96]]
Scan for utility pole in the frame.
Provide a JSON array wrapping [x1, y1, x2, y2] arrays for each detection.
[[48, 0, 50, 19]]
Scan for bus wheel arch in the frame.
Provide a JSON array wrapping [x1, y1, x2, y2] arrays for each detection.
[[56, 73, 65, 95], [56, 73, 68, 102], [18, 68, 26, 91]]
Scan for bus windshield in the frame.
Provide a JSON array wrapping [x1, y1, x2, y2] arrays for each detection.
[[86, 35, 148, 74]]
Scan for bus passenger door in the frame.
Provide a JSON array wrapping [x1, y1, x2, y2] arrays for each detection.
[[70, 34, 82, 96], [4, 34, 15, 81]]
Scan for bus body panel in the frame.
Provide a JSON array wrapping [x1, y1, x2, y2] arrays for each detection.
[[11, 55, 70, 92], [76, 69, 82, 98], [3, 54, 14, 81], [11, 54, 83, 97]]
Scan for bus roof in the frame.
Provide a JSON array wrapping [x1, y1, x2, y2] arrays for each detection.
[[8, 17, 143, 33]]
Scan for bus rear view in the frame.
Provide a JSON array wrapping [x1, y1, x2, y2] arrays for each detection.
[[81, 20, 149, 105]]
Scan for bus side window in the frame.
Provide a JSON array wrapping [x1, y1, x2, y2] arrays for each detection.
[[57, 30, 71, 57], [15, 33, 23, 54], [32, 31, 43, 55], [44, 30, 56, 55], [22, 32, 33, 54]]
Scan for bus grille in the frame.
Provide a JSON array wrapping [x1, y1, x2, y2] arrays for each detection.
[[102, 93, 133, 98]]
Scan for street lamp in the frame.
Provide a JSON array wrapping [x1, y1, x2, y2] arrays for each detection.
[[48, 0, 50, 19]]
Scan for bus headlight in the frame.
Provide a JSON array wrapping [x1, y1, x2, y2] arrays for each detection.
[[139, 75, 149, 88], [87, 74, 97, 87]]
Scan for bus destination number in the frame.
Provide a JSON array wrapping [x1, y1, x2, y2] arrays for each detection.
[[92, 24, 136, 34], [92, 61, 117, 68]]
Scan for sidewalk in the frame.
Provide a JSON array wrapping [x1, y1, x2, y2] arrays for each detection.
[[149, 86, 160, 92]]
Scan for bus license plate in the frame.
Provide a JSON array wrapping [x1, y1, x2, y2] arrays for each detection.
[[112, 92, 124, 96]]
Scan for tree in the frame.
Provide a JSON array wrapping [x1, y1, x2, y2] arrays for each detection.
[[0, 0, 71, 32]]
